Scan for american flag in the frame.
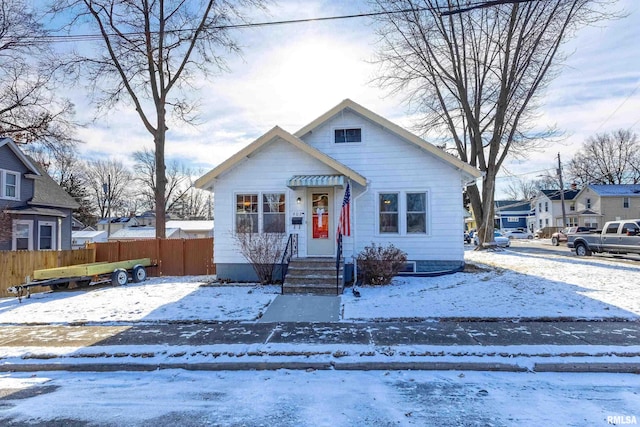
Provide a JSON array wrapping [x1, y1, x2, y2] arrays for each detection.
[[337, 182, 351, 240]]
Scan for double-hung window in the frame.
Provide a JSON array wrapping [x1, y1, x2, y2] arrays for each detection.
[[379, 193, 398, 233], [263, 193, 285, 233], [406, 193, 426, 234], [236, 194, 258, 233], [1, 169, 20, 199], [623, 197, 630, 208], [39, 221, 56, 250]]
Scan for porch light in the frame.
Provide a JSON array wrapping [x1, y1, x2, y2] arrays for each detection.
[[296, 197, 302, 205]]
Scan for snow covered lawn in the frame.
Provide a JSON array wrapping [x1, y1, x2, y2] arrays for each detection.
[[0, 246, 638, 324]]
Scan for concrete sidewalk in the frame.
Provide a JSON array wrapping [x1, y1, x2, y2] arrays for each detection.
[[1, 320, 639, 373]]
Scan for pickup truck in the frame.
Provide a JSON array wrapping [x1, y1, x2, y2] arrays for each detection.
[[567, 219, 640, 256], [551, 226, 595, 246]]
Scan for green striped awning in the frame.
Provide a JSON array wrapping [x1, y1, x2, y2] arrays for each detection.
[[287, 175, 345, 188]]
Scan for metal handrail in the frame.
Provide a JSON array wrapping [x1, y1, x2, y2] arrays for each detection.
[[280, 233, 298, 294], [336, 233, 342, 295]]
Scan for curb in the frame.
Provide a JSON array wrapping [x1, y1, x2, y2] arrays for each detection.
[[2, 361, 639, 373]]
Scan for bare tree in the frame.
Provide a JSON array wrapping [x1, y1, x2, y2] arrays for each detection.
[[568, 129, 640, 185], [26, 144, 97, 227], [371, 0, 614, 246], [84, 159, 134, 219], [0, 0, 76, 147], [132, 147, 190, 216], [52, 0, 267, 238], [503, 177, 540, 201]]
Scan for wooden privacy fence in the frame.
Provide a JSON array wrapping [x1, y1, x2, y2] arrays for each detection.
[[88, 238, 214, 277], [0, 249, 95, 298]]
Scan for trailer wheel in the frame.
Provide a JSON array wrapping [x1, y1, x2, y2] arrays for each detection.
[[575, 243, 592, 257], [131, 265, 147, 283], [111, 268, 129, 286], [50, 283, 69, 291]]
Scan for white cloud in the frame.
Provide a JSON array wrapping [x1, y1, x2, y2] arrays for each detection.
[[65, 0, 639, 198]]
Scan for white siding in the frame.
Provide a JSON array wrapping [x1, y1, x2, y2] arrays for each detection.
[[214, 137, 338, 264], [301, 110, 465, 262]]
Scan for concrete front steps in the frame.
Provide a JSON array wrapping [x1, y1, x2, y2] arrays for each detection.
[[282, 257, 344, 295]]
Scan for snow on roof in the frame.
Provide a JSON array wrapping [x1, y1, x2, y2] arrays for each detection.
[[165, 220, 213, 231], [72, 230, 107, 238], [109, 227, 180, 239], [589, 184, 640, 196]]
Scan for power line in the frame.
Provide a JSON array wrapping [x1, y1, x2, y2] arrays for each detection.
[[19, 0, 526, 44]]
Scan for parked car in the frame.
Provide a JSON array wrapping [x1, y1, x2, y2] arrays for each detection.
[[551, 226, 595, 246], [474, 231, 510, 248], [568, 220, 640, 256], [503, 230, 534, 240], [464, 231, 471, 244]]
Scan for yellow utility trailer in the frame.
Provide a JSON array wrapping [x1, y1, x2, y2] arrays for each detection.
[[8, 258, 153, 301]]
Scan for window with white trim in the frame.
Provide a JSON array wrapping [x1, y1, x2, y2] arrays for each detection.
[[236, 193, 286, 233], [406, 193, 426, 234], [1, 169, 20, 199], [623, 197, 630, 208], [236, 194, 258, 233], [378, 191, 430, 235], [38, 221, 56, 250], [334, 128, 361, 143], [379, 193, 398, 234], [12, 220, 32, 250], [263, 193, 285, 233]]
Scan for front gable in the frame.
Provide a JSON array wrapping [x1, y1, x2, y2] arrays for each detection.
[[295, 99, 481, 182], [195, 126, 366, 191]]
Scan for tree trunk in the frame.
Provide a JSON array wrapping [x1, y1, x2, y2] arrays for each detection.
[[155, 114, 167, 239]]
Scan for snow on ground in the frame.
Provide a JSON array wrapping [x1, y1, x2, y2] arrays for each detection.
[[1, 243, 638, 323], [1, 369, 639, 426], [1, 244, 639, 425]]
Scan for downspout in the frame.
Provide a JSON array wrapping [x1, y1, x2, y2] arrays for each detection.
[[352, 180, 370, 285]]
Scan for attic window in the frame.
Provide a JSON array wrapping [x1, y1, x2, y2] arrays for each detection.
[[334, 128, 361, 143]]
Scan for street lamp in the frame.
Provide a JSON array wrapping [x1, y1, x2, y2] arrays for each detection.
[[102, 174, 111, 237]]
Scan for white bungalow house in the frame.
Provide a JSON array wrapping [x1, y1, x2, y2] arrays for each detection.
[[195, 99, 481, 283]]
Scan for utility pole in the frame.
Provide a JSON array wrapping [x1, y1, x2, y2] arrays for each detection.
[[102, 174, 111, 237], [557, 153, 567, 228]]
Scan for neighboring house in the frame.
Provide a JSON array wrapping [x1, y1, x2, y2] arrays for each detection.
[[166, 220, 214, 239], [0, 137, 79, 251], [136, 210, 157, 227], [95, 216, 141, 236], [108, 226, 180, 241], [71, 229, 108, 249], [494, 200, 533, 232], [572, 184, 640, 228], [195, 99, 481, 282], [532, 189, 580, 230]]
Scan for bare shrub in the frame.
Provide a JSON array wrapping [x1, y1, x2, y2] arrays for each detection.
[[234, 230, 287, 285], [357, 243, 407, 286]]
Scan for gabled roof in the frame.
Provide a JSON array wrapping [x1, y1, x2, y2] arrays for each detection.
[[28, 157, 79, 210], [0, 137, 40, 175], [295, 99, 482, 180], [495, 200, 532, 212], [587, 184, 640, 196], [195, 126, 367, 190], [541, 189, 579, 201]]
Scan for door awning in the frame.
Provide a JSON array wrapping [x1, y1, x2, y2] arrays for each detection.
[[287, 175, 345, 188]]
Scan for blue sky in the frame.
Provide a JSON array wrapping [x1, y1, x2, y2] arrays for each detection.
[[66, 0, 640, 197]]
